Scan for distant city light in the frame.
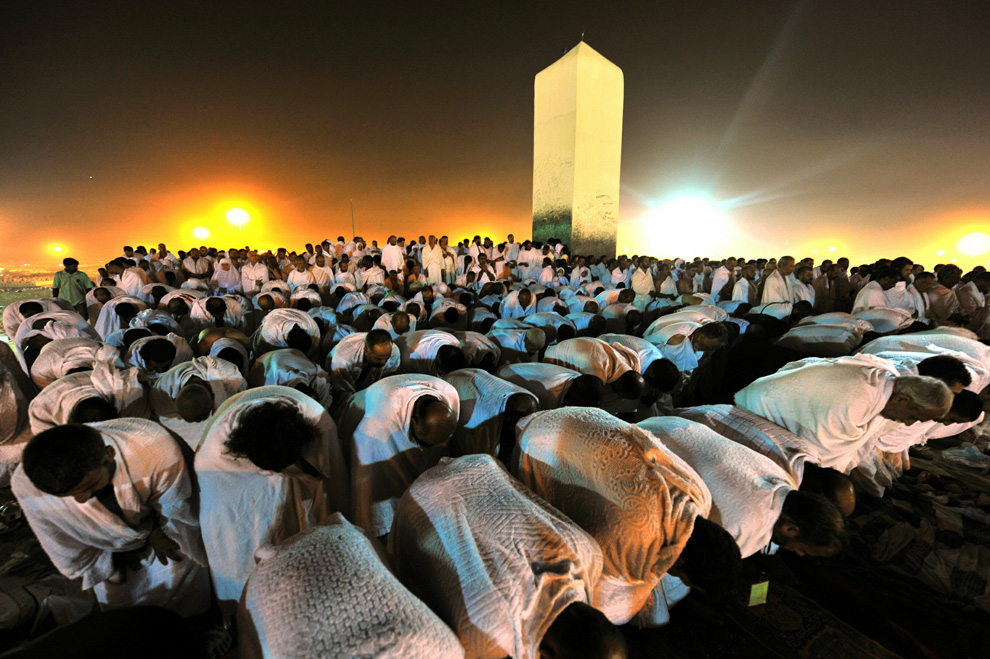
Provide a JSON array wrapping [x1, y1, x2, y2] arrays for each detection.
[[192, 226, 211, 240], [226, 208, 250, 227], [52, 246, 63, 252], [936, 249, 946, 256], [957, 232, 990, 257]]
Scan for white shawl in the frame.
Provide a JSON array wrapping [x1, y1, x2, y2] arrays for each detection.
[[396, 330, 462, 376], [94, 297, 148, 340], [30, 337, 122, 389], [638, 417, 796, 558], [28, 364, 149, 433], [125, 333, 194, 380], [514, 408, 711, 625], [735, 355, 901, 473], [443, 369, 538, 456], [12, 418, 209, 614], [150, 356, 248, 449], [241, 515, 464, 659], [195, 386, 348, 608], [676, 404, 817, 483], [328, 331, 402, 398], [337, 374, 460, 537], [252, 308, 322, 359], [247, 348, 333, 410], [496, 363, 586, 410], [452, 330, 501, 368], [544, 337, 641, 384], [760, 269, 793, 304], [390, 455, 600, 659]]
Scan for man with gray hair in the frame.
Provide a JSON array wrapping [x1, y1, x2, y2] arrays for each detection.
[[735, 354, 952, 474], [760, 255, 795, 304]]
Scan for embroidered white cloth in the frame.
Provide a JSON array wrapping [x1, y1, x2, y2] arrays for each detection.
[[735, 355, 901, 473], [390, 455, 601, 659], [337, 374, 459, 537], [513, 408, 711, 625], [638, 417, 796, 558], [12, 418, 210, 615], [241, 514, 464, 659], [195, 386, 348, 607]]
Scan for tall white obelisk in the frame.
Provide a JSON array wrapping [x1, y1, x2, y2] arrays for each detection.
[[533, 41, 623, 257]]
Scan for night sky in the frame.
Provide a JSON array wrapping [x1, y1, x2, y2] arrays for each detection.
[[2, 1, 988, 269]]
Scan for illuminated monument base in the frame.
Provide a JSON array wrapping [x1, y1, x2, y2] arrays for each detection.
[[533, 42, 623, 257]]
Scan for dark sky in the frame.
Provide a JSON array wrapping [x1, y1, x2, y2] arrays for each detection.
[[2, 1, 988, 268]]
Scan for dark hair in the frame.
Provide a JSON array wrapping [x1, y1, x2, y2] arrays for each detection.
[[875, 267, 900, 282], [541, 601, 627, 659], [443, 307, 460, 324], [285, 324, 312, 353], [950, 389, 984, 422], [19, 301, 44, 317], [677, 516, 742, 600], [22, 425, 107, 495], [917, 355, 971, 388], [644, 358, 680, 392], [224, 400, 318, 472], [139, 338, 177, 366], [435, 344, 468, 375], [694, 321, 730, 343], [63, 257, 79, 267], [216, 347, 244, 371], [366, 329, 392, 348], [562, 374, 605, 407], [114, 302, 138, 322], [68, 397, 118, 424], [780, 490, 848, 551]]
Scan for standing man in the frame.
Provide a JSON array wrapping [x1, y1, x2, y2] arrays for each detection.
[[421, 235, 446, 286], [761, 256, 795, 304], [52, 257, 95, 317]]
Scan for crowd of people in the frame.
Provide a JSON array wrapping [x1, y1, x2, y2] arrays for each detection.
[[1, 231, 988, 658]]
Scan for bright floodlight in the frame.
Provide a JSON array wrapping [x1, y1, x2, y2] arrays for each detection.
[[227, 208, 250, 227], [936, 249, 946, 256], [193, 226, 211, 240], [827, 246, 836, 253], [647, 196, 727, 255], [957, 232, 990, 257], [52, 246, 63, 253]]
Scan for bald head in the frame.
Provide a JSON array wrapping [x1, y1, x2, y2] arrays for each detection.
[[523, 328, 547, 354], [410, 396, 457, 447]]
